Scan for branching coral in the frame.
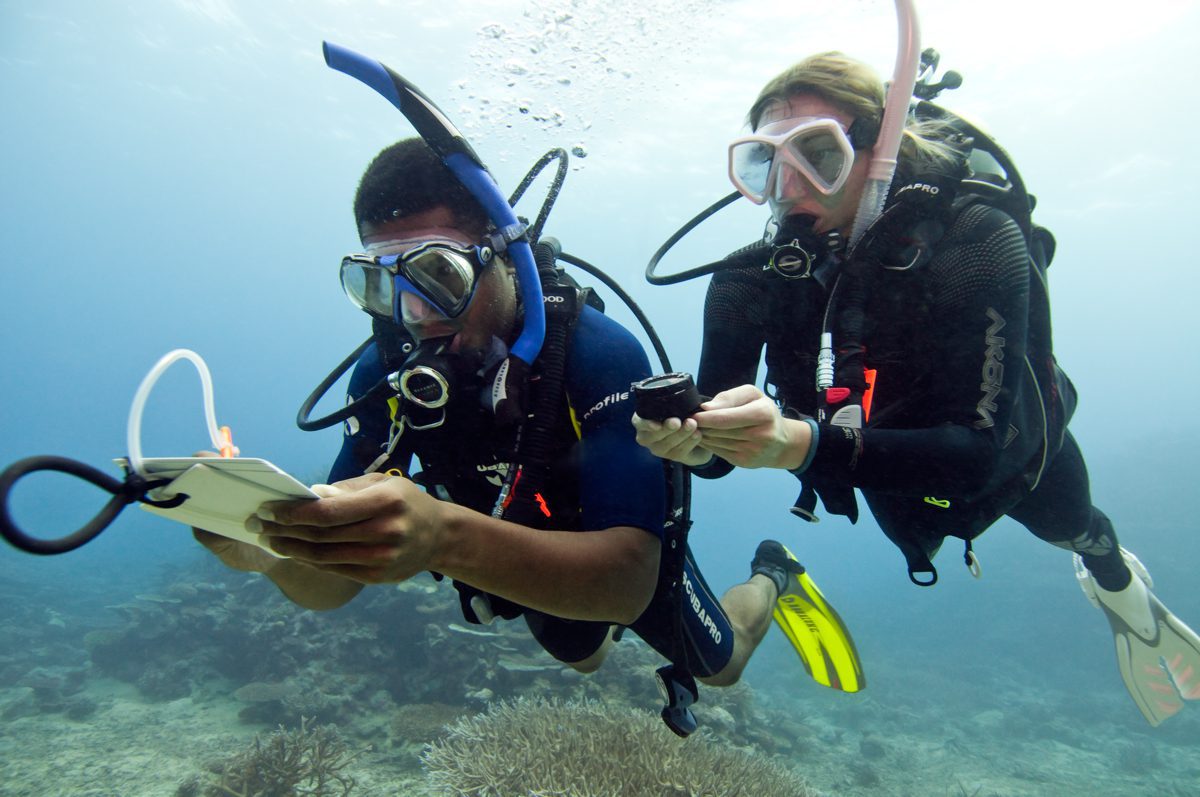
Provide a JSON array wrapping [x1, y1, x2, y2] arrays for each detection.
[[422, 697, 822, 797], [194, 717, 367, 797]]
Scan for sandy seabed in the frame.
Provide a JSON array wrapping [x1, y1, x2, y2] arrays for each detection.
[[0, 680, 433, 797], [3, 672, 1198, 797], [3, 559, 1198, 797]]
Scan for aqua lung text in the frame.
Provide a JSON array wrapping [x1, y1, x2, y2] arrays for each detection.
[[975, 307, 1006, 429]]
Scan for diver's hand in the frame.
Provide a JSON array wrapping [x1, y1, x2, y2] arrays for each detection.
[[193, 528, 279, 574], [250, 472, 447, 585], [631, 413, 715, 468], [694, 384, 812, 470]]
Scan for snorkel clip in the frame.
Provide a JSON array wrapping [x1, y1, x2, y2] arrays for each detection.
[[482, 221, 529, 257], [912, 48, 962, 101]]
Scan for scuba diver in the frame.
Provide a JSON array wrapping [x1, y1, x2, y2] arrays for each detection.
[[633, 49, 1200, 727], [0, 42, 863, 734], [194, 136, 864, 735], [197, 35, 866, 735]]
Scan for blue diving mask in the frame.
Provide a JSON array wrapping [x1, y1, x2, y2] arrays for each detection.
[[340, 240, 496, 322], [323, 41, 544, 366]]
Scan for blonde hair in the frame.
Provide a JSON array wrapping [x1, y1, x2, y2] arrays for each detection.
[[748, 52, 961, 174]]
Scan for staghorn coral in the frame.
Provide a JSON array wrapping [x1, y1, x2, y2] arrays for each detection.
[[422, 697, 822, 797], [391, 702, 471, 744], [186, 717, 367, 797]]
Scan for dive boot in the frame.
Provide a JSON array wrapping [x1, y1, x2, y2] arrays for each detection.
[[1075, 547, 1200, 726]]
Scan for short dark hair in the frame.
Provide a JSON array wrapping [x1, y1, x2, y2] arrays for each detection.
[[353, 138, 490, 236]]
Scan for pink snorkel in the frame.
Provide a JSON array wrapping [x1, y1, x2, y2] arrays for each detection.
[[644, 0, 925, 285], [848, 0, 922, 249], [816, 0, 921, 396]]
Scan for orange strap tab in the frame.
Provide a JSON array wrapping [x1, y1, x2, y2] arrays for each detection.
[[218, 426, 236, 458], [862, 369, 877, 424], [502, 468, 523, 510]]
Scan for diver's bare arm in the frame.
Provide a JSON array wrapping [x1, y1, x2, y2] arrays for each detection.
[[193, 527, 363, 611], [432, 511, 660, 624], [255, 473, 659, 623], [265, 559, 364, 611]]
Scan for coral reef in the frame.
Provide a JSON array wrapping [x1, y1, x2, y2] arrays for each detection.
[[0, 570, 98, 723], [422, 696, 821, 797], [0, 552, 802, 793], [389, 702, 471, 745], [73, 556, 787, 756], [177, 716, 367, 797], [81, 560, 478, 727]]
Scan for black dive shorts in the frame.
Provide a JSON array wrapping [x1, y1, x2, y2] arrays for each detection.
[[523, 612, 611, 664], [524, 547, 735, 677]]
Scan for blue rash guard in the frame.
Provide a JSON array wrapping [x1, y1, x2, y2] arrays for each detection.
[[331, 305, 734, 675]]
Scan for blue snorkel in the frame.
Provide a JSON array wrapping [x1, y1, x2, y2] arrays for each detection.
[[322, 41, 546, 368]]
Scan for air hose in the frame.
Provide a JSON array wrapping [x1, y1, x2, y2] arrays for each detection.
[[1, 349, 227, 554]]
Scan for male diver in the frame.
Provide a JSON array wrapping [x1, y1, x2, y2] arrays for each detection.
[[193, 136, 863, 733], [0, 41, 863, 732]]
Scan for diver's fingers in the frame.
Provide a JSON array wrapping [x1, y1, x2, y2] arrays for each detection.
[[258, 473, 410, 528], [633, 413, 683, 440], [192, 528, 229, 551], [251, 516, 379, 544], [193, 528, 277, 573], [697, 384, 766, 412], [326, 471, 396, 492], [698, 437, 745, 458], [697, 424, 763, 440], [305, 561, 425, 585], [251, 492, 432, 544], [265, 537, 397, 567], [634, 415, 698, 450], [696, 404, 778, 432], [659, 428, 707, 462]]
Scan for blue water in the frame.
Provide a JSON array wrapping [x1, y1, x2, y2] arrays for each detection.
[[3, 1, 1199, 794]]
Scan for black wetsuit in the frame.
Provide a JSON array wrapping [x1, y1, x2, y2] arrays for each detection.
[[332, 305, 735, 675], [696, 201, 1128, 587]]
